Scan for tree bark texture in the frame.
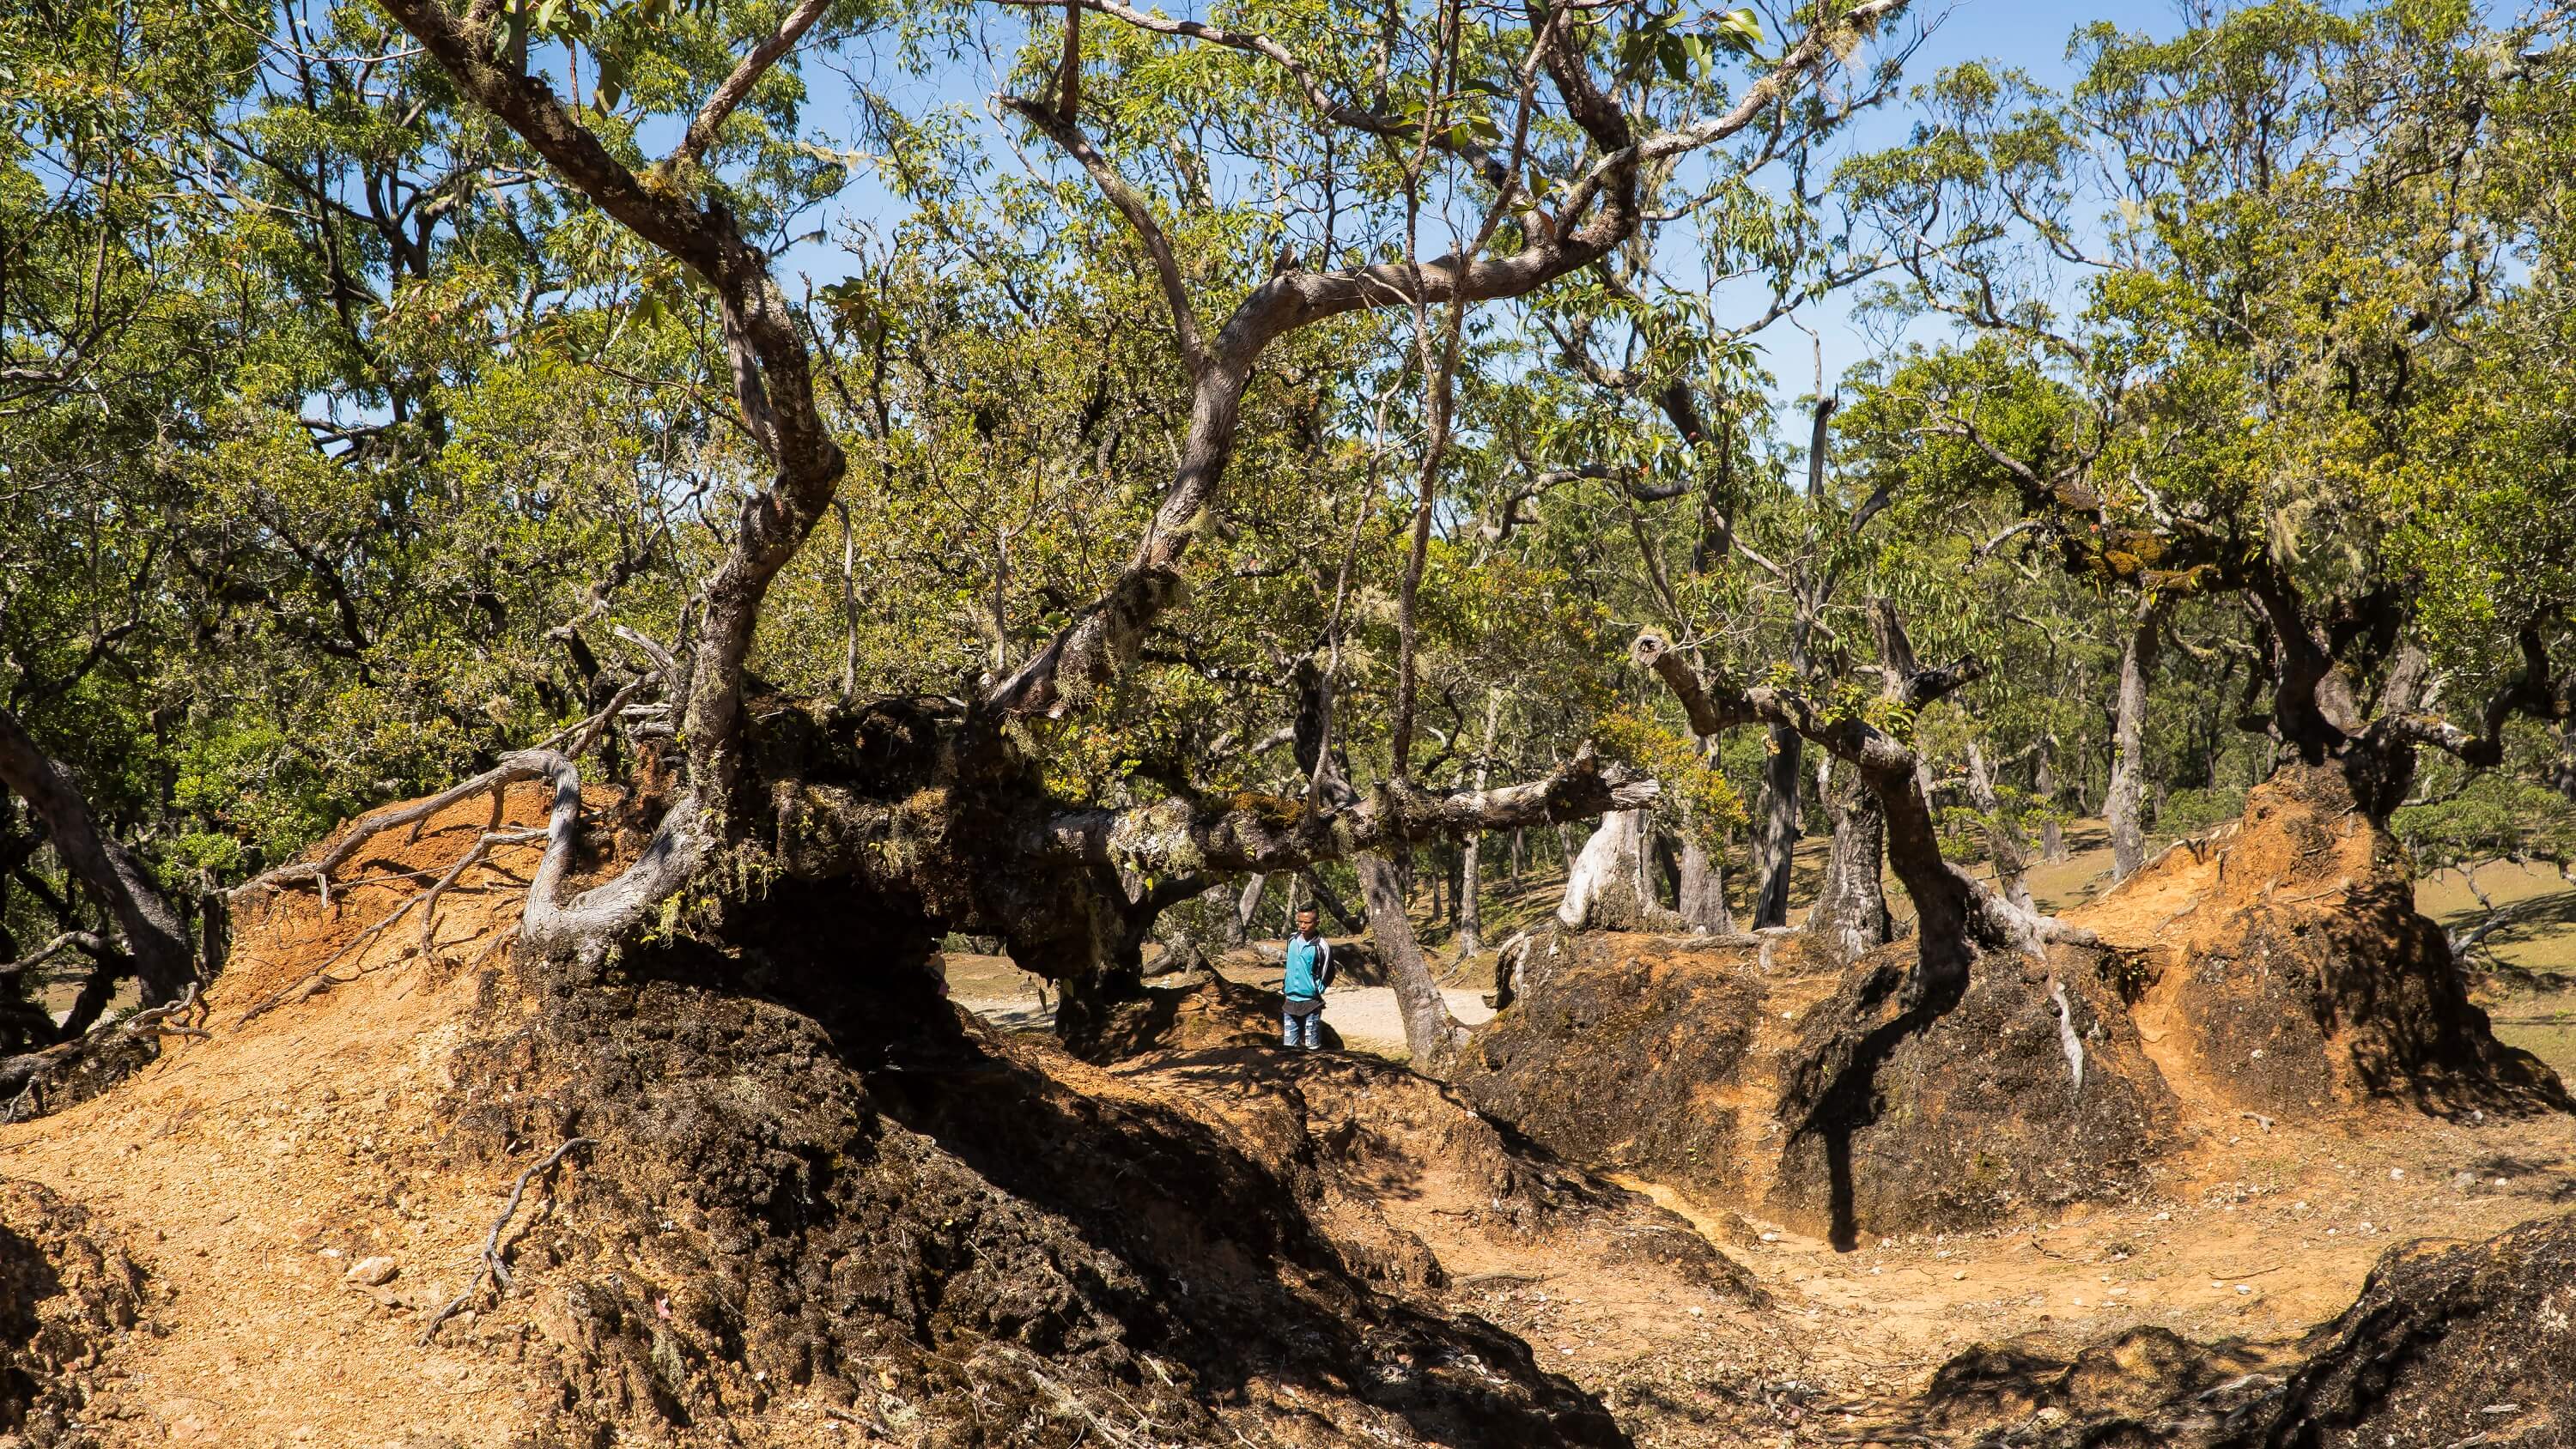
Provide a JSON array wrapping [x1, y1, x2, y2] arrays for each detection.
[[1227, 871, 1267, 949], [1556, 809, 1674, 931], [1748, 727, 1804, 928], [2108, 598, 2167, 882], [1807, 760, 1893, 963], [1356, 850, 1467, 1069], [1965, 740, 2033, 911], [1676, 835, 1736, 934], [1633, 628, 2091, 995], [2034, 736, 2068, 862], [1456, 835, 1483, 956], [0, 706, 193, 1002]]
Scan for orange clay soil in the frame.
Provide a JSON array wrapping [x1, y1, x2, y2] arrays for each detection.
[[2070, 761, 2567, 1120], [0, 782, 571, 1446], [3, 777, 2573, 1448]]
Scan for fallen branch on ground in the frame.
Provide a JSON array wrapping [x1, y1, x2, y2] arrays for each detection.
[[420, 1136, 598, 1345]]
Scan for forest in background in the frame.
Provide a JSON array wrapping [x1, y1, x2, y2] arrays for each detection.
[[10, 2, 2576, 1446], [8, 0, 2574, 1051]]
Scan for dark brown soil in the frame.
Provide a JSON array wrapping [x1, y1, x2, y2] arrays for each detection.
[[1878, 1205, 2576, 1447], [1773, 948, 2181, 1249], [2239, 1207, 2576, 1447], [1457, 768, 2572, 1257], [1895, 1326, 2289, 1446], [1, 1179, 151, 1448], [7, 774, 2573, 1449], [1453, 928, 2184, 1246], [2, 1033, 158, 1126], [419, 923, 1734, 1446], [1451, 927, 1771, 1205]]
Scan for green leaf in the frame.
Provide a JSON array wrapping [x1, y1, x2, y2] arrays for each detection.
[[1714, 7, 1763, 53], [1659, 33, 1692, 83]]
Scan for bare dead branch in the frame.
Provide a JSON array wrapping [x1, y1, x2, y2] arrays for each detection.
[[0, 931, 108, 979], [1969, 517, 2040, 563]]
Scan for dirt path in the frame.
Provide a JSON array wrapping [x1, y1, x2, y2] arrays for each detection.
[[948, 951, 1495, 1059], [0, 790, 561, 1448], [8, 826, 2573, 1447], [1440, 1106, 2576, 1442], [938, 945, 2576, 1440]]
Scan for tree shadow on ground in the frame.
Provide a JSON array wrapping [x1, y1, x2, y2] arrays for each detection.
[[867, 1039, 1629, 1446], [1775, 962, 1963, 1252], [459, 911, 1631, 1449]]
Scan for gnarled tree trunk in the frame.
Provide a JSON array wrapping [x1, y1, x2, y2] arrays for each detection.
[[1748, 728, 1804, 927], [2108, 597, 2167, 882], [0, 706, 192, 1003], [1227, 871, 1267, 949], [1676, 835, 1736, 934], [363, 0, 1908, 1037], [1634, 613, 2093, 1001], [1807, 759, 1893, 962], [1357, 850, 1468, 1070], [1557, 809, 1672, 931], [1965, 740, 2033, 911]]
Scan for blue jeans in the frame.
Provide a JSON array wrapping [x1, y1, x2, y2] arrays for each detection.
[[1282, 1001, 1322, 1049]]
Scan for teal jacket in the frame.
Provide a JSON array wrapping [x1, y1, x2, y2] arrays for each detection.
[[1283, 933, 1334, 1000]]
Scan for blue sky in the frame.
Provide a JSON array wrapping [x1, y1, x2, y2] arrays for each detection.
[[767, 1, 2180, 415]]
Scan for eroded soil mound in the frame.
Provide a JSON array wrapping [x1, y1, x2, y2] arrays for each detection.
[[2075, 762, 2570, 1119], [1899, 1326, 2287, 1446], [1775, 950, 2179, 1247], [1, 1179, 152, 1447], [1454, 929, 1772, 1207], [2245, 1207, 2576, 1447], [1884, 1206, 2576, 1447], [0, 781, 1774, 1447], [1454, 929, 2183, 1245], [436, 939, 1651, 1447]]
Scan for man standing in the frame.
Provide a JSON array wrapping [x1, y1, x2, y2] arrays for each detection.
[[1281, 905, 1333, 1050]]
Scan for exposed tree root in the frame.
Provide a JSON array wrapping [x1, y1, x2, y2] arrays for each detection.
[[234, 827, 546, 1026], [232, 674, 653, 909], [418, 1135, 598, 1345], [229, 679, 674, 1024]]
